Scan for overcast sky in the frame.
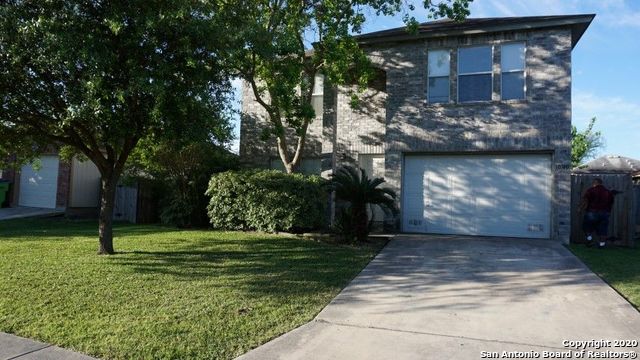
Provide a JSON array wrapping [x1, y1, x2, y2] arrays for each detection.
[[231, 0, 640, 160]]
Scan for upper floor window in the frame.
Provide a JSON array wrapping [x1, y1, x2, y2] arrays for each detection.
[[311, 74, 324, 118], [501, 42, 525, 100], [458, 46, 492, 102], [427, 50, 450, 103]]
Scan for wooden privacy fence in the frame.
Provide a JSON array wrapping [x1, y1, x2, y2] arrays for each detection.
[[113, 184, 138, 223], [112, 180, 158, 224], [570, 173, 637, 246]]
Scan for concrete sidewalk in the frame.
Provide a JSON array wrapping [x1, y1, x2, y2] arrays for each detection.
[[238, 235, 640, 359], [0, 332, 95, 360], [0, 207, 64, 221]]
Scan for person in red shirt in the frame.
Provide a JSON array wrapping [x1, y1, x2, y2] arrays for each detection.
[[581, 178, 614, 248]]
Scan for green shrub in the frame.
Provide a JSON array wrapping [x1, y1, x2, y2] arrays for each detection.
[[159, 194, 193, 228], [206, 170, 327, 232], [333, 206, 356, 243], [328, 165, 397, 242]]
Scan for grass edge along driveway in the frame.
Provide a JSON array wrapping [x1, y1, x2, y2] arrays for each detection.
[[0, 218, 385, 360], [569, 244, 640, 310]]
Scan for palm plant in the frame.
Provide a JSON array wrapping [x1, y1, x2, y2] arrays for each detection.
[[329, 165, 397, 242]]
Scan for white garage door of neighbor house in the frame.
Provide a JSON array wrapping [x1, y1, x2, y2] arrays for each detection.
[[403, 154, 551, 239], [19, 155, 60, 209]]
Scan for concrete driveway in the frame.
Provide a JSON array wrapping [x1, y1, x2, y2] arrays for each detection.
[[0, 207, 64, 221], [238, 235, 640, 359]]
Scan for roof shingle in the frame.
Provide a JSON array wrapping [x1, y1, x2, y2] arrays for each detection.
[[573, 155, 640, 174]]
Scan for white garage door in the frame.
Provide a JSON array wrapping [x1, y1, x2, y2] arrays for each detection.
[[403, 154, 551, 239], [19, 155, 60, 209]]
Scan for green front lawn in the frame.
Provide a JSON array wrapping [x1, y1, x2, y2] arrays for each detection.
[[569, 245, 640, 309], [0, 218, 384, 359]]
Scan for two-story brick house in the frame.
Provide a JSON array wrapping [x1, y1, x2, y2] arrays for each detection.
[[240, 14, 595, 243]]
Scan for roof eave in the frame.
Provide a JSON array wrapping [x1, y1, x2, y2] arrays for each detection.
[[572, 170, 635, 174], [356, 14, 595, 49]]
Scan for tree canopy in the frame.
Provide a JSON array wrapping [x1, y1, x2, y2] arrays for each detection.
[[226, 0, 472, 173], [0, 0, 233, 253], [124, 137, 238, 228], [572, 117, 604, 167]]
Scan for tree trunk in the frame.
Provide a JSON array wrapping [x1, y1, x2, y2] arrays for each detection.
[[275, 137, 296, 174], [98, 174, 118, 255], [352, 203, 369, 242], [283, 161, 294, 174], [276, 136, 306, 174]]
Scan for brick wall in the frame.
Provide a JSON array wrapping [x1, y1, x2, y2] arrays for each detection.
[[239, 82, 325, 170]]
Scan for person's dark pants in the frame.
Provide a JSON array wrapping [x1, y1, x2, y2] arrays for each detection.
[[583, 211, 610, 238]]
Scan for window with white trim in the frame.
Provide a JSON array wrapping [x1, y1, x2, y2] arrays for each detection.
[[427, 50, 450, 103], [311, 73, 324, 118], [458, 46, 492, 102], [501, 42, 525, 100]]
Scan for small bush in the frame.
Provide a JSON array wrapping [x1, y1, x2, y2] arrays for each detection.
[[206, 170, 327, 232], [328, 165, 397, 242], [333, 206, 356, 243]]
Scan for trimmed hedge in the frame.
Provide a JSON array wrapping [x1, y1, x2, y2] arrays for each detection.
[[206, 170, 327, 232]]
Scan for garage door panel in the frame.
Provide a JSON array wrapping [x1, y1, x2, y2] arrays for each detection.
[[403, 154, 551, 238], [403, 163, 427, 232], [19, 156, 59, 209]]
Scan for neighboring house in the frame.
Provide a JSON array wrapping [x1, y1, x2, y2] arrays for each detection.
[[0, 152, 161, 223], [242, 14, 595, 243], [0, 152, 101, 214]]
